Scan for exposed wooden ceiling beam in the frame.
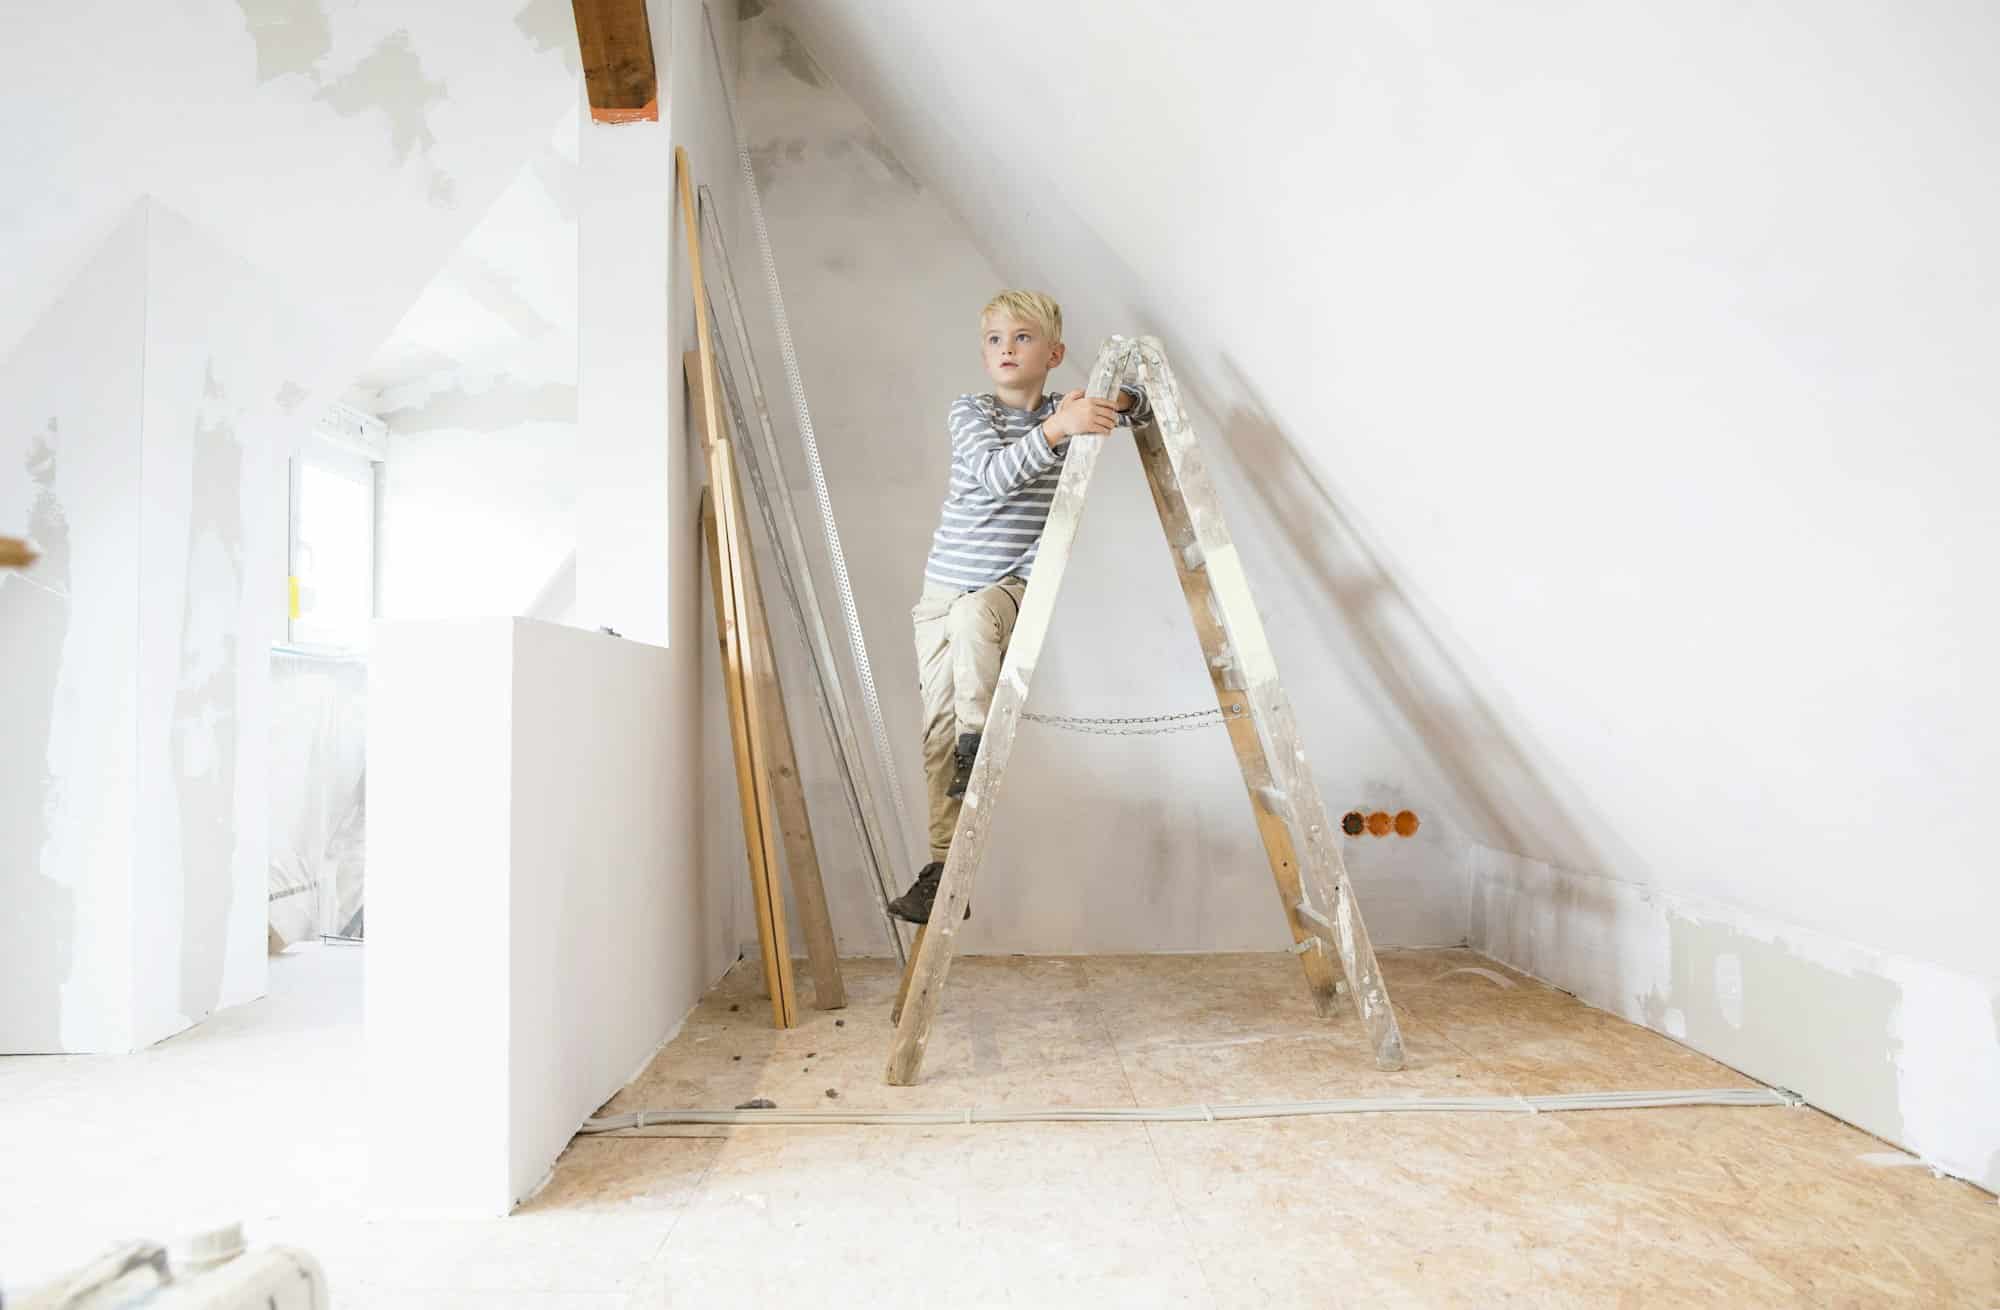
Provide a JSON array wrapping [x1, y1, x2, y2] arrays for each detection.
[[570, 0, 658, 124]]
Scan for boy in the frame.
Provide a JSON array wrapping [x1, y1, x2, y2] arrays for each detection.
[[887, 291, 1149, 924]]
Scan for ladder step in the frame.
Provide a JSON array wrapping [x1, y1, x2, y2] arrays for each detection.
[[1293, 898, 1334, 933]]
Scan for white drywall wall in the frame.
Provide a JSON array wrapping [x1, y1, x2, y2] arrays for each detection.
[[506, 619, 731, 1203], [766, 0, 1999, 1186], [366, 619, 516, 1214], [727, 7, 1468, 956], [377, 378, 577, 622], [575, 98, 676, 646], [367, 618, 731, 1216]]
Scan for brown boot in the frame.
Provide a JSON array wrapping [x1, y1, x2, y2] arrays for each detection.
[[886, 863, 970, 924]]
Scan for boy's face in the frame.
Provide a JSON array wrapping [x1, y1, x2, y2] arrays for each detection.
[[981, 313, 1064, 389]]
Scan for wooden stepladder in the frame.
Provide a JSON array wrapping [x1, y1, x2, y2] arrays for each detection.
[[678, 146, 844, 1027], [886, 336, 1407, 1084]]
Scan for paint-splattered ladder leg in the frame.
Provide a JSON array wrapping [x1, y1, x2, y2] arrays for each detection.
[[1129, 341, 1404, 1071], [882, 342, 1136, 1086], [890, 923, 925, 1026]]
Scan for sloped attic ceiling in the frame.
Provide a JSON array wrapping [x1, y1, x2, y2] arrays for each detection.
[[759, 0, 1999, 983]]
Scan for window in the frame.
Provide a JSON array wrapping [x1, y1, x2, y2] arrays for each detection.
[[288, 444, 378, 651]]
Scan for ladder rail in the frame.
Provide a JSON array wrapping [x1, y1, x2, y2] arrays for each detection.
[[1129, 339, 1404, 1069]]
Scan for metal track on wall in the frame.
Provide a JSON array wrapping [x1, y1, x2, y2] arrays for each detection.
[[699, 5, 923, 959], [698, 192, 907, 960]]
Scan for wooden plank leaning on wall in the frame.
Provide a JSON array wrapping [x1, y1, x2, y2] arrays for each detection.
[[678, 148, 798, 1028], [677, 145, 847, 1025], [690, 352, 845, 1014]]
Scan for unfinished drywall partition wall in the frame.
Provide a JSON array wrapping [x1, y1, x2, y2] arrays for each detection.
[[0, 214, 148, 1053], [369, 618, 737, 1215], [0, 201, 331, 1052], [768, 1, 2000, 1187], [730, 6, 1468, 957]]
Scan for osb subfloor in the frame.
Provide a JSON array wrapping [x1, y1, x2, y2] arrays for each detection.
[[546, 948, 1998, 1307], [3, 945, 1996, 1308]]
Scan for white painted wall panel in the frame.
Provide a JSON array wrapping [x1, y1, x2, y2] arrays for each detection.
[[506, 619, 730, 1206], [365, 618, 517, 1216], [367, 618, 728, 1216]]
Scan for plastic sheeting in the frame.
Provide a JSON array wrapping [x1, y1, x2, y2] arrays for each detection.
[[269, 649, 367, 946]]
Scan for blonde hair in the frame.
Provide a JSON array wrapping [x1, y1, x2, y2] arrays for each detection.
[[980, 290, 1063, 345]]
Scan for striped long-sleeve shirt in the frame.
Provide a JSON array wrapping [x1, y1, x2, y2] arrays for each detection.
[[922, 384, 1150, 591]]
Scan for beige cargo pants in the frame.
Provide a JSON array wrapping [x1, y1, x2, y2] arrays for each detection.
[[911, 575, 1028, 863]]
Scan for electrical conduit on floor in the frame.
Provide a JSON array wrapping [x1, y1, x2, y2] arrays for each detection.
[[581, 1086, 1801, 1132]]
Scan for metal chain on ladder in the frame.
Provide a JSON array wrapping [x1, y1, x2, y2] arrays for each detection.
[[1019, 706, 1244, 736]]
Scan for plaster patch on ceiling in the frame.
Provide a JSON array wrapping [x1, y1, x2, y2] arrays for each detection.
[[855, 131, 919, 190], [316, 31, 449, 165], [514, 0, 583, 73], [750, 137, 809, 180], [381, 377, 575, 434], [233, 8, 459, 206], [236, 0, 333, 84], [774, 26, 828, 88]]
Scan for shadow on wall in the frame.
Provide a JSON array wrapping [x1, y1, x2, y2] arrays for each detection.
[[1195, 352, 1609, 872]]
